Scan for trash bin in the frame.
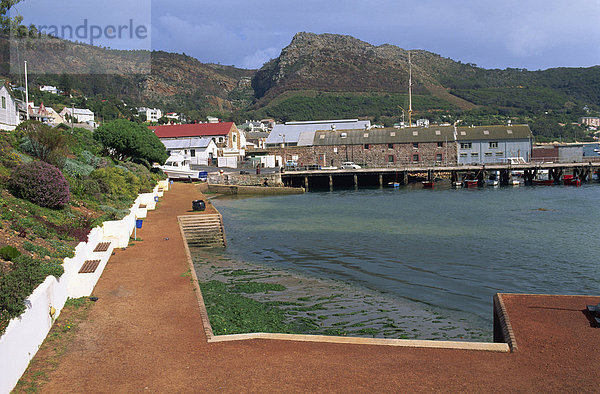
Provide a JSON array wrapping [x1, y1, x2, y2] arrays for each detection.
[[136, 219, 143, 229], [192, 199, 206, 211]]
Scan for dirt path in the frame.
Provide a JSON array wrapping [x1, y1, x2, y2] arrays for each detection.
[[39, 182, 599, 392]]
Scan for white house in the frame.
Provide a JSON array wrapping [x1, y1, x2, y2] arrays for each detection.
[[39, 85, 60, 94], [0, 82, 20, 131], [59, 107, 95, 123], [138, 107, 162, 123], [161, 137, 218, 166]]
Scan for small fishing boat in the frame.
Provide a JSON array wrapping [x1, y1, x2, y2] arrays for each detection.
[[464, 179, 478, 188], [532, 178, 555, 186], [422, 181, 435, 188], [387, 182, 400, 188], [452, 181, 463, 188], [509, 178, 521, 186], [563, 175, 581, 186], [486, 179, 499, 187]]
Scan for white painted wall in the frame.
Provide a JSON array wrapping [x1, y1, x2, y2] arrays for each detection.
[[0, 184, 165, 393]]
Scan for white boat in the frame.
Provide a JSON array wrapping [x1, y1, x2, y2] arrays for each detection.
[[158, 154, 202, 179], [486, 179, 499, 187], [509, 179, 521, 186]]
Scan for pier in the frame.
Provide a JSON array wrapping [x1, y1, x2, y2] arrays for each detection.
[[281, 162, 600, 190]]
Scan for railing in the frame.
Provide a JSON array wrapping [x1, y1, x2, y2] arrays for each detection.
[[531, 156, 600, 164]]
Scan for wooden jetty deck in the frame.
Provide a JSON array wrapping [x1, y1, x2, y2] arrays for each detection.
[[282, 161, 600, 190]]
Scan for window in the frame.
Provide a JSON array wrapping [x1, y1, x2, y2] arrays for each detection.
[[437, 142, 443, 148], [496, 152, 504, 157], [190, 149, 195, 157], [489, 141, 498, 149], [388, 155, 395, 163], [460, 153, 468, 158], [233, 134, 237, 143], [364, 144, 370, 150], [388, 143, 394, 149], [412, 154, 419, 162], [1, 97, 5, 109], [436, 153, 443, 162], [460, 142, 472, 149], [412, 142, 419, 149], [471, 152, 479, 157], [485, 152, 492, 157], [333, 147, 338, 153]]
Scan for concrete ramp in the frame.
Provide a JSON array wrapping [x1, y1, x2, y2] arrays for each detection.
[[178, 214, 227, 248]]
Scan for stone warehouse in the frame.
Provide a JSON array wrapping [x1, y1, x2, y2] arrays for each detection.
[[267, 125, 533, 168]]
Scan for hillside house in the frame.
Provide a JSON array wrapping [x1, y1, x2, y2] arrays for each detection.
[[579, 117, 600, 127], [150, 122, 245, 167], [138, 107, 162, 123], [456, 125, 533, 165], [39, 85, 60, 94], [59, 107, 95, 123], [0, 82, 20, 130], [27, 102, 65, 125]]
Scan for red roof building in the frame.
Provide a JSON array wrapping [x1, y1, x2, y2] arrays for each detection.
[[150, 122, 245, 159], [150, 122, 236, 139]]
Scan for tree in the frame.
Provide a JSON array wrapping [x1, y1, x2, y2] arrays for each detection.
[[94, 119, 167, 164], [0, 0, 23, 33]]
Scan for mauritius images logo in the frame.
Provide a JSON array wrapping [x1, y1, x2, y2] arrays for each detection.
[[9, 0, 151, 75]]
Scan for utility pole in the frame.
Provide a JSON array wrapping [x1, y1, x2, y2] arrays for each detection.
[[408, 52, 412, 128], [24, 61, 30, 121]]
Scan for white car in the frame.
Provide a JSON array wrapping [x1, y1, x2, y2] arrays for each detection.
[[340, 161, 361, 169]]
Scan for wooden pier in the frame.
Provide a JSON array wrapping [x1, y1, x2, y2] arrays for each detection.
[[281, 162, 600, 191]]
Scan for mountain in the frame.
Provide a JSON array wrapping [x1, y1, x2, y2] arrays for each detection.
[[0, 35, 255, 119], [249, 32, 600, 126]]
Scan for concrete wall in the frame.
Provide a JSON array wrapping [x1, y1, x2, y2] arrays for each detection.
[[0, 184, 165, 393], [208, 172, 283, 187], [207, 184, 304, 196]]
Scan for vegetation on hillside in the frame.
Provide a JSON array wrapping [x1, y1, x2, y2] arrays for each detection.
[[0, 120, 165, 335]]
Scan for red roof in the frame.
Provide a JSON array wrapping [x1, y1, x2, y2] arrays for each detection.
[[150, 122, 234, 138]]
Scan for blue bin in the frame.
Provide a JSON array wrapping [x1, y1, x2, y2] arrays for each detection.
[[198, 171, 208, 182], [154, 196, 159, 202], [135, 219, 143, 229]]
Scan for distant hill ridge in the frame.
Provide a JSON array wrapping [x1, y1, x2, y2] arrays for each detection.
[[2, 32, 598, 123]]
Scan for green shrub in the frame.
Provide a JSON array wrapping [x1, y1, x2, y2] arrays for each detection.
[[9, 161, 71, 208], [0, 255, 64, 334], [17, 121, 68, 167], [63, 158, 95, 178], [0, 245, 21, 261]]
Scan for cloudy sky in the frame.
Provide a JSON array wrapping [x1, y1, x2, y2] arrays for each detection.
[[13, 0, 600, 70]]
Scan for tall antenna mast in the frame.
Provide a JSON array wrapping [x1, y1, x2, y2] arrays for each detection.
[[408, 52, 412, 127]]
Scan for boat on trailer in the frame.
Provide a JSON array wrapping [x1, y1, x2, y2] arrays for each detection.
[[158, 154, 203, 180]]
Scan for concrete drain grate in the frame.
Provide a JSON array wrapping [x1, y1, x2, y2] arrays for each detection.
[[79, 260, 101, 274], [93, 242, 111, 253]]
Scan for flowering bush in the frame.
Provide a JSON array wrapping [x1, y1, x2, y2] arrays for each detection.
[[9, 161, 71, 208]]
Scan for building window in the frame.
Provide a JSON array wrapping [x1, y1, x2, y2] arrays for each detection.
[[437, 142, 443, 148], [388, 143, 394, 149], [364, 144, 370, 150], [1, 97, 5, 109], [412, 142, 419, 149], [233, 134, 237, 143], [460, 153, 468, 158], [190, 149, 195, 157], [333, 147, 338, 153], [460, 142, 472, 149], [388, 155, 395, 163], [496, 151, 504, 157], [471, 152, 479, 157], [485, 152, 492, 157], [489, 141, 498, 149], [436, 153, 443, 161], [412, 154, 419, 162]]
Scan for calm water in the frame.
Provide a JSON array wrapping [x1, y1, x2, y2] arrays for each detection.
[[210, 184, 600, 332]]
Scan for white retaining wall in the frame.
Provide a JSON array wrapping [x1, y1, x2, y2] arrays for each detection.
[[0, 182, 167, 394]]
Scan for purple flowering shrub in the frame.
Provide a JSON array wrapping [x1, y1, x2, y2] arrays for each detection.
[[10, 161, 71, 208]]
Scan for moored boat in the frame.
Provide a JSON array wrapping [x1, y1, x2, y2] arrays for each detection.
[[563, 175, 581, 186], [422, 181, 435, 188], [387, 182, 400, 188], [464, 179, 478, 188]]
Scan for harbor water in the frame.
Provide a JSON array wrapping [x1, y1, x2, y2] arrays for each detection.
[[201, 184, 600, 340]]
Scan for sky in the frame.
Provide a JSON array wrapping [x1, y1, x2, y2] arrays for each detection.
[[11, 0, 600, 71]]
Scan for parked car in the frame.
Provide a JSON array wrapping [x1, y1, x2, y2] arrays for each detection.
[[340, 161, 361, 169], [285, 160, 298, 167]]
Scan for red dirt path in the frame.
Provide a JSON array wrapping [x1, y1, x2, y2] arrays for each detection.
[[41, 183, 600, 392]]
